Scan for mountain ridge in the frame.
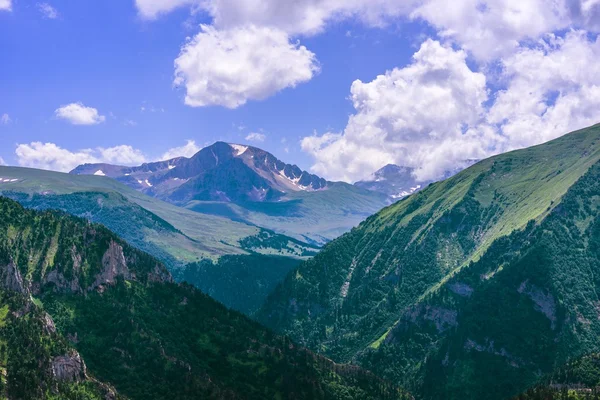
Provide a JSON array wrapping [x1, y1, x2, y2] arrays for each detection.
[[257, 123, 600, 399], [71, 142, 390, 244], [71, 141, 328, 202]]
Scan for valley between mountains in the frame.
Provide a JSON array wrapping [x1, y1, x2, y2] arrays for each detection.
[[1, 124, 600, 399]]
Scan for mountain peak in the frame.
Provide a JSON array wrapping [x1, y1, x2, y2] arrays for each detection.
[[71, 141, 327, 203], [355, 164, 422, 199]]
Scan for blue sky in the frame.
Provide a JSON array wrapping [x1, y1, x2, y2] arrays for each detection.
[[1, 0, 599, 182]]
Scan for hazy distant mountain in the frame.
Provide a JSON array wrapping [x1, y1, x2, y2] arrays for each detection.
[[72, 142, 388, 244], [355, 161, 479, 200], [354, 164, 425, 199]]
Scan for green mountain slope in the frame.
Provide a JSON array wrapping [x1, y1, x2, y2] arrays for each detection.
[[188, 181, 390, 245], [0, 167, 318, 314], [0, 196, 409, 400], [0, 289, 121, 399], [257, 124, 600, 399], [513, 353, 600, 399]]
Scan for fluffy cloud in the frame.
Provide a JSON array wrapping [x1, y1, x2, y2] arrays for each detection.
[[161, 140, 201, 160], [15, 142, 146, 172], [489, 31, 600, 148], [203, 0, 411, 35], [134, 0, 194, 19], [410, 0, 568, 61], [174, 25, 319, 108], [0, 157, 6, 166], [99, 145, 146, 165], [55, 103, 106, 125], [138, 0, 411, 108], [245, 132, 266, 142], [135, 0, 410, 33], [1, 114, 10, 124], [200, 0, 600, 59], [37, 2, 59, 19], [0, 0, 11, 11], [302, 39, 490, 182], [303, 31, 600, 182]]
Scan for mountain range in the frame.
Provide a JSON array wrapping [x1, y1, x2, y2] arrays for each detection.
[[0, 166, 318, 314], [257, 123, 600, 400], [70, 142, 390, 244]]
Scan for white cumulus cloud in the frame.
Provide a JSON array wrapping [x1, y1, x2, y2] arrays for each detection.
[[55, 103, 106, 125], [0, 157, 6, 166], [303, 31, 600, 183], [135, 0, 411, 33], [302, 39, 490, 182], [37, 2, 59, 19], [489, 30, 600, 149], [202, 0, 412, 36], [174, 25, 319, 108], [134, 0, 195, 19], [15, 142, 147, 172], [0, 0, 11, 11], [1, 114, 10, 124], [161, 140, 201, 160], [98, 145, 146, 165], [245, 132, 266, 142]]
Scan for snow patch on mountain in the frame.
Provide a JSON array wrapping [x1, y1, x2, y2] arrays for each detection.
[[93, 170, 106, 176], [391, 185, 422, 199], [230, 144, 248, 156]]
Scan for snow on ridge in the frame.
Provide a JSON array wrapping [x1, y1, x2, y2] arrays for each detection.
[[391, 185, 421, 199], [0, 178, 19, 183], [276, 168, 311, 190], [168, 165, 176, 170], [144, 179, 153, 187], [230, 144, 248, 156], [94, 170, 106, 176]]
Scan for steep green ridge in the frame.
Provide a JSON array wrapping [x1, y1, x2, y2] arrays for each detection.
[[360, 160, 600, 399], [0, 196, 409, 400], [257, 124, 600, 399], [0, 167, 319, 314]]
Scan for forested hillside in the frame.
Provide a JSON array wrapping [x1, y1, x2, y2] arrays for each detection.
[[513, 353, 600, 399], [0, 196, 409, 400], [258, 124, 600, 399]]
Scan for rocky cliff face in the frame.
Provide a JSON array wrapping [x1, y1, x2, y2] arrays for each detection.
[[51, 351, 87, 382], [90, 240, 132, 291], [0, 262, 26, 294]]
